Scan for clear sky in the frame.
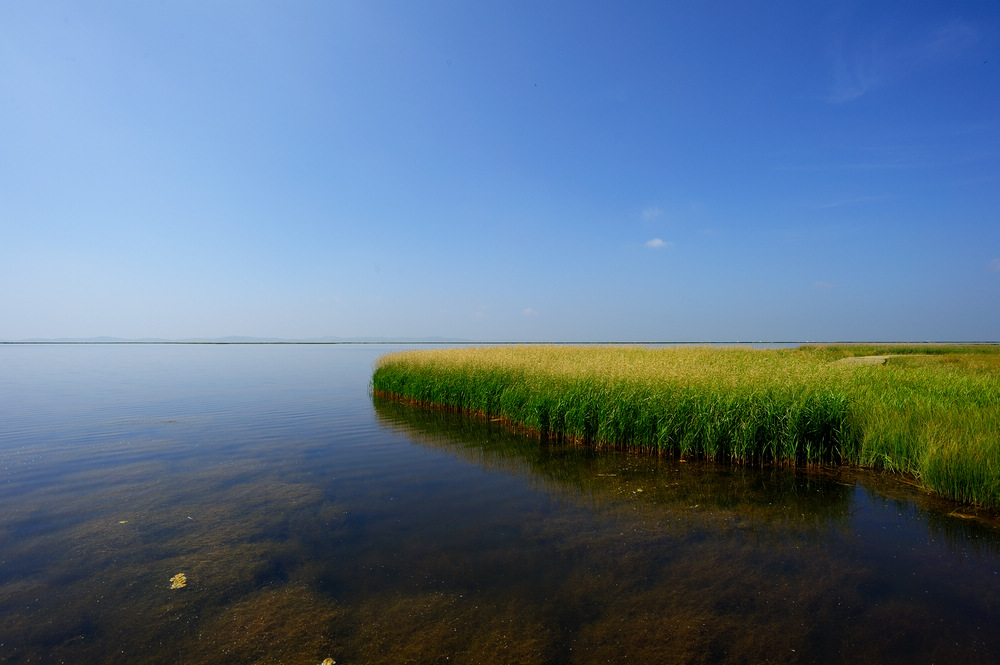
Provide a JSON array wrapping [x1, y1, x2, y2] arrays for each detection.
[[2, 1, 998, 342]]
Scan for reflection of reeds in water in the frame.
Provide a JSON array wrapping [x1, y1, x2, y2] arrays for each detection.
[[374, 395, 1000, 664], [370, 395, 1000, 663], [372, 344, 1000, 507], [855, 478, 1000, 560], [374, 394, 858, 539], [376, 392, 1000, 557]]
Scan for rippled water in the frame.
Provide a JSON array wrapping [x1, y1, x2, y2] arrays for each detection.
[[2, 343, 1000, 664]]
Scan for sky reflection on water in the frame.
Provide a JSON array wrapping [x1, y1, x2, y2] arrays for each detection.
[[1, 344, 999, 664]]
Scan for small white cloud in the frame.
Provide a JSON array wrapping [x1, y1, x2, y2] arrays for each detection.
[[990, 258, 1000, 272], [644, 238, 673, 249], [814, 281, 836, 290], [641, 206, 664, 221], [522, 308, 537, 317]]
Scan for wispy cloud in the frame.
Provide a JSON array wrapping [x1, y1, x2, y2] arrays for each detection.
[[989, 258, 1000, 273], [644, 238, 673, 249], [811, 194, 894, 209], [920, 19, 980, 63], [825, 18, 981, 104], [641, 206, 664, 221], [814, 281, 836, 290], [773, 160, 925, 173], [827, 42, 881, 103], [522, 308, 537, 317]]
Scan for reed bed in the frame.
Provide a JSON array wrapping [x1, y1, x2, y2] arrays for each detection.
[[372, 344, 1000, 508]]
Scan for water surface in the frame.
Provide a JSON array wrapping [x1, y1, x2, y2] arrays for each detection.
[[2, 344, 999, 664]]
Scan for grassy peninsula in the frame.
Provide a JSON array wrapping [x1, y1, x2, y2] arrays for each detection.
[[372, 344, 1000, 508]]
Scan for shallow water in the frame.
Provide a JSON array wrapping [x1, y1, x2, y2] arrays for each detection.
[[2, 344, 1000, 664]]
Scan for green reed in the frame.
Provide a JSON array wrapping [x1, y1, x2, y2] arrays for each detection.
[[372, 345, 1000, 507]]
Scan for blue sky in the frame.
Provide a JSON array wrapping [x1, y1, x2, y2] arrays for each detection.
[[2, 1, 998, 342]]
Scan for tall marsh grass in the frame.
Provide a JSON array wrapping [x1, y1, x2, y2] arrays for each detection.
[[371, 345, 1000, 507]]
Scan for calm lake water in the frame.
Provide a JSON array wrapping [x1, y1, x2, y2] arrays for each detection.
[[2, 343, 1000, 664]]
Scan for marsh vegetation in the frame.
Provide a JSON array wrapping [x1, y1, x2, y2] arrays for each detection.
[[372, 344, 1000, 507]]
